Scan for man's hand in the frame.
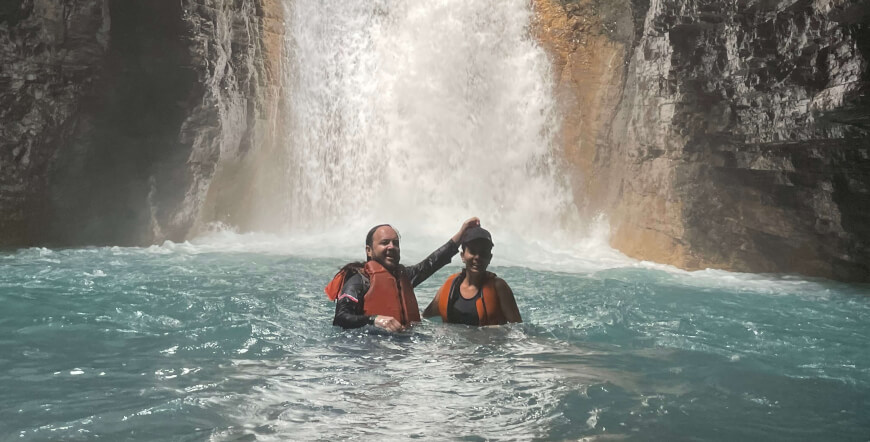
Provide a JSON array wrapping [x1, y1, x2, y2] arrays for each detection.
[[373, 315, 403, 332], [451, 217, 481, 243]]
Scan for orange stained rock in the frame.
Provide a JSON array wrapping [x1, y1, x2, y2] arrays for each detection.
[[531, 0, 628, 210]]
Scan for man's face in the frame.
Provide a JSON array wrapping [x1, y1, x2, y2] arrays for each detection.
[[367, 226, 401, 271]]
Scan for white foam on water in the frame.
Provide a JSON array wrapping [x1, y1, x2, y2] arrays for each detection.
[[178, 226, 865, 300]]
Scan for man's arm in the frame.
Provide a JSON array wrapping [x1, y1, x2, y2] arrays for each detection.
[[332, 273, 374, 329], [405, 217, 481, 287], [404, 239, 460, 287]]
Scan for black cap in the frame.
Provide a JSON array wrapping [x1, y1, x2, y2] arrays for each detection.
[[461, 226, 493, 247]]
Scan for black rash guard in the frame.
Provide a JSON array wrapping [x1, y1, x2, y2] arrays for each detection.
[[446, 272, 481, 326], [333, 239, 460, 329]]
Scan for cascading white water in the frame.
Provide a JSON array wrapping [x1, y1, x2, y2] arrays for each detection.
[[281, 0, 571, 234], [210, 0, 628, 269]]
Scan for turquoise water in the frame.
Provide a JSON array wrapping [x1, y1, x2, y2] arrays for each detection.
[[2, 244, 869, 440]]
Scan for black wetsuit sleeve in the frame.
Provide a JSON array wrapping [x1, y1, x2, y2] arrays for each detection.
[[332, 273, 375, 329], [404, 239, 460, 287]]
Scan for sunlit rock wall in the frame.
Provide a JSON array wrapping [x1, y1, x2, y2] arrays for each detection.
[[0, 0, 283, 247], [533, 0, 641, 213], [538, 0, 870, 281]]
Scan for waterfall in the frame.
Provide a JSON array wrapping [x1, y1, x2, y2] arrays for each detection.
[[221, 0, 626, 268], [282, 1, 566, 226]]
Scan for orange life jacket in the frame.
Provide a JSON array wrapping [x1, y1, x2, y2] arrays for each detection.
[[435, 272, 505, 326], [325, 261, 421, 326]]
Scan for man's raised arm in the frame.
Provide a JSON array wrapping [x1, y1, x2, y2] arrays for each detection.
[[405, 217, 480, 287]]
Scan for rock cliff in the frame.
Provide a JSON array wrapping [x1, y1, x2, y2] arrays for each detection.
[[536, 0, 870, 281], [0, 0, 110, 245], [0, 0, 283, 246]]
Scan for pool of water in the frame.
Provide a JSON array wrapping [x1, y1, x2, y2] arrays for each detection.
[[2, 243, 869, 440]]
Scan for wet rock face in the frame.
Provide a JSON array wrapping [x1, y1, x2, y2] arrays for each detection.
[[0, 0, 282, 247], [0, 0, 110, 245], [542, 0, 870, 281]]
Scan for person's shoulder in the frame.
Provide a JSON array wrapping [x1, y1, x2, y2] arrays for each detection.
[[440, 271, 462, 285], [492, 277, 511, 291], [344, 269, 368, 286], [339, 262, 365, 277]]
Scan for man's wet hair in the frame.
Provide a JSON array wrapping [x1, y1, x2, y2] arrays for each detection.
[[365, 224, 392, 248]]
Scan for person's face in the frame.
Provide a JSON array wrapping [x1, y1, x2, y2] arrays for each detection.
[[367, 226, 401, 271], [462, 239, 492, 274]]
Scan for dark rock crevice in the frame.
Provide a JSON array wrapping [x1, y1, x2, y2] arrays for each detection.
[[47, 0, 198, 245], [0, 0, 283, 247]]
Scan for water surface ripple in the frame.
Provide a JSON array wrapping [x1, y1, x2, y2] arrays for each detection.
[[1, 246, 869, 440]]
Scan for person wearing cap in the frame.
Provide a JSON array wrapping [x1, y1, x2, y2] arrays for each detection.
[[326, 217, 482, 331], [422, 226, 522, 325]]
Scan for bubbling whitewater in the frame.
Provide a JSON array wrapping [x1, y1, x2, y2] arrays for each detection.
[[272, 0, 575, 247]]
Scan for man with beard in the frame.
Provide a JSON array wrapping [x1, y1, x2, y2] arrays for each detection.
[[327, 218, 480, 331]]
